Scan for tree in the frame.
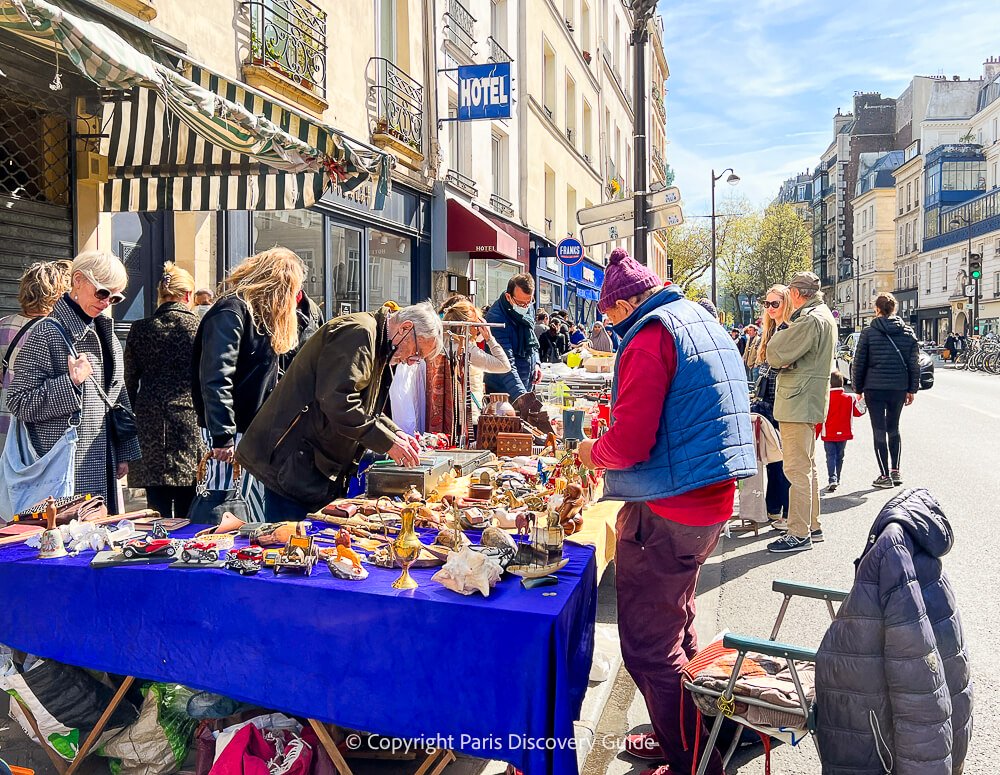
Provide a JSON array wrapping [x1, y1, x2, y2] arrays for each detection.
[[749, 203, 812, 296], [713, 197, 761, 324], [663, 223, 711, 294]]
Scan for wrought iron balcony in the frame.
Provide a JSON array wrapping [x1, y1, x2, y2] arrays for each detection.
[[490, 192, 514, 217], [368, 58, 423, 154], [488, 36, 513, 64], [446, 168, 479, 197], [651, 145, 666, 177], [445, 0, 477, 58], [244, 0, 327, 98]]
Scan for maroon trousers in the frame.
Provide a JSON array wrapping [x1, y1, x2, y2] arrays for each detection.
[[615, 502, 725, 775]]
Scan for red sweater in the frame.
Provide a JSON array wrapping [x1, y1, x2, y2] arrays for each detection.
[[817, 387, 865, 442], [591, 324, 735, 526]]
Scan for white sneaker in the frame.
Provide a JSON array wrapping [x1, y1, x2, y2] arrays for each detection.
[[769, 518, 788, 532]]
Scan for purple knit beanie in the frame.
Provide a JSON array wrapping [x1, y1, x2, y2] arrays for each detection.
[[598, 248, 662, 313]]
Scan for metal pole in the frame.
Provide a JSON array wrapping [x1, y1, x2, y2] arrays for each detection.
[[970, 222, 978, 335], [855, 256, 860, 332], [632, 26, 648, 266], [711, 170, 717, 305]]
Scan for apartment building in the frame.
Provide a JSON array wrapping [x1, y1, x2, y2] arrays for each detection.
[[852, 151, 903, 327], [648, 16, 670, 280]]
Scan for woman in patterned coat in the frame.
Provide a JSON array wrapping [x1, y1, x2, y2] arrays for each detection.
[[8, 252, 141, 514], [124, 262, 203, 519]]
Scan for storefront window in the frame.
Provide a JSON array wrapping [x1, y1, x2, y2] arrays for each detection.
[[330, 223, 362, 315], [538, 279, 560, 310], [472, 260, 520, 308], [368, 229, 411, 310], [252, 210, 325, 312]]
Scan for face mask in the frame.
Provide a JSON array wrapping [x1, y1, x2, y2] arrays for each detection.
[[195, 304, 212, 316]]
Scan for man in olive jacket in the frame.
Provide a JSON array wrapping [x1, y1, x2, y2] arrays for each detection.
[[238, 302, 443, 520], [765, 272, 837, 553]]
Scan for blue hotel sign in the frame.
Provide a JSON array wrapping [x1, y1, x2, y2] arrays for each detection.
[[457, 63, 512, 120]]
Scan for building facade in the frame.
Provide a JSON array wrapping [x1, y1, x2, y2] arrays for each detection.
[[851, 151, 903, 327], [892, 140, 924, 326], [648, 16, 670, 280]]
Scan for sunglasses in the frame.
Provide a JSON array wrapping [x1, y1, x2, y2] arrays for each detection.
[[762, 300, 782, 309], [81, 270, 125, 305]]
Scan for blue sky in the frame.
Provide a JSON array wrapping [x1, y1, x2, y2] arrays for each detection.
[[660, 0, 1000, 217]]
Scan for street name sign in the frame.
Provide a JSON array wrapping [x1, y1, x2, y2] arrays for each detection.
[[648, 203, 684, 229], [576, 199, 633, 225], [457, 63, 512, 120], [581, 218, 634, 246], [556, 237, 585, 266], [647, 187, 681, 208]]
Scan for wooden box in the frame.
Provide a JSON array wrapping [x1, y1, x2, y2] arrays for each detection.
[[477, 415, 522, 451], [496, 432, 534, 457]]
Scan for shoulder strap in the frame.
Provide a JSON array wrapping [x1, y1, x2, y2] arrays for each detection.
[[875, 327, 908, 369], [39, 318, 119, 409], [2, 317, 42, 377]]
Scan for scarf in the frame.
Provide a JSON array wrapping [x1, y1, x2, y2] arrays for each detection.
[[589, 328, 614, 353], [497, 293, 539, 359]]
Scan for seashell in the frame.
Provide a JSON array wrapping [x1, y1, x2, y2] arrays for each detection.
[[480, 526, 518, 553]]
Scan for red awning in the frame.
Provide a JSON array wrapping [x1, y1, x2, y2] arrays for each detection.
[[447, 198, 518, 262]]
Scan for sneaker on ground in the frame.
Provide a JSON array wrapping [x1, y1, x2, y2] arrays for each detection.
[[825, 482, 838, 493], [890, 470, 903, 486], [769, 518, 788, 532], [767, 534, 812, 553], [872, 475, 895, 489], [625, 733, 664, 761], [811, 529, 825, 543]]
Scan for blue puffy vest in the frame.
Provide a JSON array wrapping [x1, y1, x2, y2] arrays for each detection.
[[603, 286, 757, 501]]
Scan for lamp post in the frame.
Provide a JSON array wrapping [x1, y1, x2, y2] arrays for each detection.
[[950, 214, 975, 335], [710, 167, 740, 306]]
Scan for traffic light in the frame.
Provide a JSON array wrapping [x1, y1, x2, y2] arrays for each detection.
[[970, 254, 983, 280]]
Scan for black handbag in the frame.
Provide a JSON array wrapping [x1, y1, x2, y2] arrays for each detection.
[[187, 453, 250, 525]]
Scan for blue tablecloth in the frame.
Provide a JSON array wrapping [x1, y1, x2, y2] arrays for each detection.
[[0, 525, 597, 775]]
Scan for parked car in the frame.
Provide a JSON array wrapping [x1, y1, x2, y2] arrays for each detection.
[[836, 332, 935, 390]]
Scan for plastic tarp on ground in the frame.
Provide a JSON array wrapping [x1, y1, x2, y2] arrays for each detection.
[[0, 523, 598, 775]]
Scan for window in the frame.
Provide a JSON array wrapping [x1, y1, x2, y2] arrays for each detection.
[[580, 0, 591, 54], [491, 0, 508, 48], [563, 0, 575, 30], [869, 205, 874, 227], [582, 100, 593, 159], [994, 117, 998, 144], [943, 257, 949, 291], [995, 162, 999, 189], [544, 165, 555, 234], [542, 39, 556, 118], [566, 185, 577, 235], [898, 226, 904, 256], [329, 223, 362, 314], [926, 262, 931, 293], [914, 178, 919, 205], [906, 182, 912, 209], [905, 223, 910, 253], [995, 271, 1000, 297], [491, 131, 508, 199], [565, 73, 577, 144], [368, 229, 411, 310], [252, 210, 325, 313], [377, 0, 396, 64], [613, 15, 621, 83]]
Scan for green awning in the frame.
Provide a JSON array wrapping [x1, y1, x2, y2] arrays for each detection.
[[0, 0, 394, 210]]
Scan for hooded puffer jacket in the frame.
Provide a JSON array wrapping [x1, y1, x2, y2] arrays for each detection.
[[815, 488, 972, 774], [851, 315, 920, 394]]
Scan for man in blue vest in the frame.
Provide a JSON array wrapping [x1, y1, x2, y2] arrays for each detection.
[[578, 248, 756, 775]]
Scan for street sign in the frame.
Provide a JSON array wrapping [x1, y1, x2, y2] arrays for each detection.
[[581, 218, 633, 246], [648, 203, 684, 230], [965, 283, 976, 297], [456, 63, 512, 120], [647, 187, 681, 208], [556, 237, 585, 266], [576, 199, 633, 225]]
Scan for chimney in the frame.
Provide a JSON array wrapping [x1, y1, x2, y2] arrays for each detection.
[[985, 56, 1000, 82]]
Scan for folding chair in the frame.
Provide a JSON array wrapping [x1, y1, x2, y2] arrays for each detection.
[[686, 579, 848, 775]]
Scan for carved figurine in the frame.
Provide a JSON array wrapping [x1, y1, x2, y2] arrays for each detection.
[[515, 510, 537, 537], [326, 529, 368, 580], [557, 482, 586, 536]]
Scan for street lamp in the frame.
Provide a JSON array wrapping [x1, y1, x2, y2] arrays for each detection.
[[950, 213, 978, 335], [710, 168, 740, 305]]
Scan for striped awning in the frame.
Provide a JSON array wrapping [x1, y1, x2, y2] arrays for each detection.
[[0, 0, 394, 211]]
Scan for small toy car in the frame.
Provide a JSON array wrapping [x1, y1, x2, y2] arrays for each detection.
[[225, 546, 264, 576], [121, 534, 176, 560], [180, 540, 220, 563], [273, 534, 317, 576]]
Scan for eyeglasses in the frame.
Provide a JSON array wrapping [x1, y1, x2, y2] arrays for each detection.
[[762, 300, 782, 309], [81, 270, 125, 305]]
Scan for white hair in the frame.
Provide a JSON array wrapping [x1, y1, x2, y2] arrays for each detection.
[[396, 300, 444, 357], [73, 251, 128, 290]]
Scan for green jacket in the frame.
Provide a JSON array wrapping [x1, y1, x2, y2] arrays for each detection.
[[237, 310, 400, 509], [766, 297, 837, 424]]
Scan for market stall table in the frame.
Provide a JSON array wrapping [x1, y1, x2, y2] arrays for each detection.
[[0, 524, 597, 775]]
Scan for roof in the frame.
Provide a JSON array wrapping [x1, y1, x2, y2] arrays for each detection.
[[925, 79, 983, 120], [856, 151, 905, 195]]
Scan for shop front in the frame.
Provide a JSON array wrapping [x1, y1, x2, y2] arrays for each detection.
[[444, 197, 524, 307], [895, 289, 919, 327], [531, 250, 566, 313], [565, 258, 605, 327], [222, 182, 432, 316], [916, 306, 952, 343]]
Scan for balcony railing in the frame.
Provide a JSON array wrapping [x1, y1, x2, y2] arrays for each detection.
[[446, 168, 478, 197], [488, 36, 513, 64], [244, 0, 327, 98], [445, 0, 476, 57], [490, 192, 514, 217], [368, 58, 423, 153], [651, 145, 666, 177]]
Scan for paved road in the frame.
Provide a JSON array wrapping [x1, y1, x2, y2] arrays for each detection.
[[594, 366, 998, 774]]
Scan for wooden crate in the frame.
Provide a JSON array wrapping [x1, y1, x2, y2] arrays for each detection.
[[476, 415, 522, 451]]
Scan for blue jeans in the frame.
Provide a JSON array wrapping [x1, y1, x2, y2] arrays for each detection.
[[824, 441, 846, 484], [263, 487, 311, 522]]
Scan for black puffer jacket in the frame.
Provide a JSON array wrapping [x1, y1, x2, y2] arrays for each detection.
[[815, 489, 973, 775], [852, 315, 920, 394]]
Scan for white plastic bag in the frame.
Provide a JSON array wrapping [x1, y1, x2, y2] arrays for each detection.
[[389, 362, 426, 435]]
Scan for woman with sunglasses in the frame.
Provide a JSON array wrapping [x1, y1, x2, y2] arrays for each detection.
[[752, 284, 793, 530], [8, 251, 141, 514]]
